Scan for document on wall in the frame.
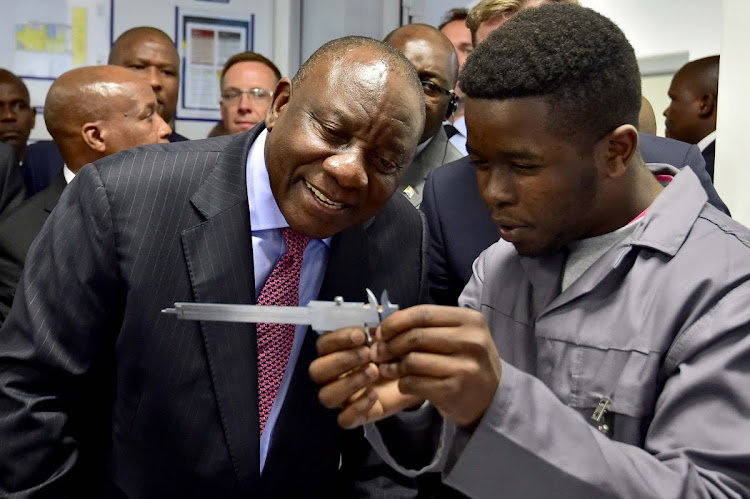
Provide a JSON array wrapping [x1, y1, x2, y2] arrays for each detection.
[[0, 0, 111, 79], [177, 7, 253, 121]]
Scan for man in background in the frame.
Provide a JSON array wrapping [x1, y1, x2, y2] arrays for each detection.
[[0, 69, 34, 212], [219, 51, 281, 135], [0, 65, 171, 323], [0, 69, 35, 163], [108, 26, 186, 142], [439, 8, 472, 155], [385, 24, 463, 206], [664, 55, 720, 180]]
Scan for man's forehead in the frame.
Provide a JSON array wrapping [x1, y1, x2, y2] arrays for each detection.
[[117, 36, 177, 61], [0, 81, 29, 100]]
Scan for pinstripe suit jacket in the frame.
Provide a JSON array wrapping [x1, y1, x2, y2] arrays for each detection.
[[0, 126, 429, 497]]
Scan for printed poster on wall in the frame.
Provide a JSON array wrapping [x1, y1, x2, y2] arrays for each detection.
[[176, 7, 253, 121]]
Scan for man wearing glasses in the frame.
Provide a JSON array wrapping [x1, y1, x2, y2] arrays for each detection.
[[220, 52, 282, 135], [385, 24, 463, 206]]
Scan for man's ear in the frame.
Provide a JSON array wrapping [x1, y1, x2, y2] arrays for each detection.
[[81, 122, 106, 153], [602, 124, 639, 179], [698, 93, 717, 119], [30, 108, 36, 130], [265, 78, 292, 132]]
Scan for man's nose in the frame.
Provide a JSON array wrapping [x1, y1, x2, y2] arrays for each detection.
[[0, 105, 17, 121], [156, 113, 172, 142], [323, 149, 368, 189], [145, 67, 162, 90], [481, 166, 516, 207], [237, 92, 254, 112]]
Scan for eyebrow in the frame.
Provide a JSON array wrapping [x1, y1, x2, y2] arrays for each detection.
[[466, 145, 543, 162]]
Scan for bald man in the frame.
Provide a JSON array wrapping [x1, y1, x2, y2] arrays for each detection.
[[664, 55, 720, 179], [639, 96, 658, 135], [385, 24, 463, 206], [109, 26, 186, 142], [0, 65, 170, 323]]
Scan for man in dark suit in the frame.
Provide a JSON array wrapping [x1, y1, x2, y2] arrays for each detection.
[[0, 36, 428, 497], [422, 133, 730, 305], [0, 65, 172, 323], [663, 55, 720, 180]]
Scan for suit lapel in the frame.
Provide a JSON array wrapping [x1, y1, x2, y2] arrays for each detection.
[[180, 128, 263, 491]]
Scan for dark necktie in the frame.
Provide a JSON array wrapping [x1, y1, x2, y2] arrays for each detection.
[[256, 227, 311, 433], [443, 123, 459, 139]]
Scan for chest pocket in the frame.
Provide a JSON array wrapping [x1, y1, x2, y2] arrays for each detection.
[[534, 318, 669, 446]]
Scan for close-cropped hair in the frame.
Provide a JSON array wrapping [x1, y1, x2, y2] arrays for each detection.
[[221, 51, 282, 86], [292, 35, 424, 112], [461, 3, 642, 148], [439, 8, 469, 30]]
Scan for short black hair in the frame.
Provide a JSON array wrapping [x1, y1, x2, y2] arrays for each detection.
[[461, 3, 641, 147], [439, 8, 469, 30], [292, 36, 423, 110], [221, 51, 282, 87]]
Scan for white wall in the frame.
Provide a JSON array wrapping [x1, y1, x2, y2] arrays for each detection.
[[580, 0, 722, 60], [714, 0, 750, 224]]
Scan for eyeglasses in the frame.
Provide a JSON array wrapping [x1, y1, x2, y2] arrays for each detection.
[[221, 88, 274, 103], [420, 80, 454, 100]]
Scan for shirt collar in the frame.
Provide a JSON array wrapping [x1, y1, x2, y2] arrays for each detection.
[[63, 164, 75, 184], [696, 130, 717, 151], [246, 128, 332, 246], [628, 164, 706, 257]]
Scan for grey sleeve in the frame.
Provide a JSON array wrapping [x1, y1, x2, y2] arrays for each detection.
[[0, 165, 120, 496], [442, 285, 750, 499]]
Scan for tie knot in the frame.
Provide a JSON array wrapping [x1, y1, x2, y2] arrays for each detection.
[[282, 227, 311, 257]]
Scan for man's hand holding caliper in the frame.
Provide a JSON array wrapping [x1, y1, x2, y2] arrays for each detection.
[[164, 289, 501, 430]]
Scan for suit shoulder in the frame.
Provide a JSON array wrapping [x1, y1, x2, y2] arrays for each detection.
[[377, 192, 423, 227], [429, 156, 474, 183]]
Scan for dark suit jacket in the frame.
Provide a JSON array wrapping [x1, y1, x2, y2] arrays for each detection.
[[22, 133, 187, 196], [702, 140, 715, 181], [0, 142, 25, 216], [21, 140, 65, 196], [421, 132, 730, 306], [0, 173, 66, 323], [0, 126, 429, 497]]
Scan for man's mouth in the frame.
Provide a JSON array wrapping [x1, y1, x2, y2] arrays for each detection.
[[305, 181, 345, 210]]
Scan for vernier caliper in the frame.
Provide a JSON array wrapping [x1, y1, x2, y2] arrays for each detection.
[[161, 288, 398, 344]]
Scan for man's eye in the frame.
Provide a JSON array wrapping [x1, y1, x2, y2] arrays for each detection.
[[469, 157, 489, 170], [511, 163, 538, 172], [129, 64, 145, 70], [376, 157, 400, 174], [321, 124, 345, 140], [161, 69, 177, 77]]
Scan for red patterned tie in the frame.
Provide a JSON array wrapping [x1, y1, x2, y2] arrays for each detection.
[[257, 227, 311, 434]]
